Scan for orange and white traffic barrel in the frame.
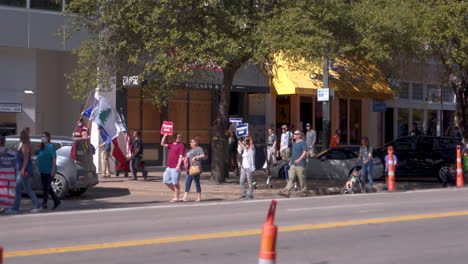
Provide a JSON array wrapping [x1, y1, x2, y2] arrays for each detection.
[[259, 200, 278, 264]]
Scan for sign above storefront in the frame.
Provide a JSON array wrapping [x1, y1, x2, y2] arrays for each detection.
[[183, 82, 269, 93], [123, 76, 140, 87], [317, 88, 334, 101], [0, 103, 22, 113], [229, 118, 243, 123], [372, 100, 387, 112]]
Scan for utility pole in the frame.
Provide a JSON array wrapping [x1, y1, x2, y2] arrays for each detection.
[[322, 56, 331, 148]]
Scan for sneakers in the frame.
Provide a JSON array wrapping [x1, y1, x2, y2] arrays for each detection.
[[30, 207, 42, 213], [278, 190, 290, 198]]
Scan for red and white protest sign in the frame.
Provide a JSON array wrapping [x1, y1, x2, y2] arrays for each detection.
[[0, 148, 17, 209], [160, 121, 174, 135]]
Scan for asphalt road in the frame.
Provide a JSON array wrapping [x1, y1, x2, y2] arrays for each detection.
[[2, 188, 468, 264]]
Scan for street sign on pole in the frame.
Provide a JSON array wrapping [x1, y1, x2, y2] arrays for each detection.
[[236, 123, 249, 137], [229, 118, 243, 123], [317, 88, 334, 102]]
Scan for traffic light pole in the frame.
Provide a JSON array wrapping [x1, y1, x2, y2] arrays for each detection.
[[322, 56, 331, 149]]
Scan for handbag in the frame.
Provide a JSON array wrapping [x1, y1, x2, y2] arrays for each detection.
[[189, 164, 201, 176]]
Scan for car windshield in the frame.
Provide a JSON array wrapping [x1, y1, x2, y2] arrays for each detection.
[[56, 146, 72, 158]]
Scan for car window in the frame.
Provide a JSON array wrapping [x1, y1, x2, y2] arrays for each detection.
[[435, 138, 460, 151], [417, 138, 434, 152], [56, 146, 71, 158], [343, 149, 358, 159], [325, 149, 349, 160], [5, 139, 19, 151], [393, 137, 416, 152]]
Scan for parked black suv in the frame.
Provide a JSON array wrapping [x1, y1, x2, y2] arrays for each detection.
[[375, 136, 462, 182]]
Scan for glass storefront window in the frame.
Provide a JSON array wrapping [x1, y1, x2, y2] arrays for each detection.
[[397, 108, 409, 137], [349, 99, 361, 145], [399, 82, 409, 99], [443, 110, 456, 136], [412, 83, 423, 101], [426, 110, 437, 136], [412, 109, 424, 135], [31, 0, 62, 11], [0, 0, 26, 7], [315, 99, 323, 144], [442, 85, 455, 103], [339, 98, 348, 145], [426, 84, 441, 103]]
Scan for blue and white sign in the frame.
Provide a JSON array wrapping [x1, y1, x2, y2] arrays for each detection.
[[236, 123, 249, 137], [372, 100, 387, 112], [229, 118, 243, 123], [317, 88, 334, 101]]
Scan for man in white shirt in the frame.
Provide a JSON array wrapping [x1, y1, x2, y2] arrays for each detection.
[[280, 125, 293, 159]]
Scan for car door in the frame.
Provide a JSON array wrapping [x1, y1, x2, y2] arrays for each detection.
[[322, 149, 352, 180], [392, 137, 417, 176], [414, 137, 436, 176]]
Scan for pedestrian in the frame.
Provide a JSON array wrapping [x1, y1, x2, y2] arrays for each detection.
[[266, 127, 277, 175], [463, 150, 468, 182], [36, 132, 61, 210], [228, 122, 239, 176], [239, 136, 256, 199], [129, 130, 148, 181], [384, 145, 398, 190], [280, 125, 293, 159], [161, 133, 185, 202], [72, 118, 88, 138], [305, 123, 316, 157], [278, 130, 308, 198], [99, 135, 112, 178], [6, 128, 41, 214], [356, 136, 374, 193], [182, 137, 205, 202], [410, 122, 421, 136], [330, 129, 341, 148]]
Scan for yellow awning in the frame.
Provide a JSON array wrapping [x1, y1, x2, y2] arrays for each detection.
[[271, 55, 394, 99]]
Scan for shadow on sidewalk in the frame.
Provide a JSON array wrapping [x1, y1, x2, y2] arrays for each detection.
[[66, 187, 131, 200]]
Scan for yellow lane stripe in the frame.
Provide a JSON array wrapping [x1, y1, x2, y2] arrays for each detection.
[[5, 210, 468, 258]]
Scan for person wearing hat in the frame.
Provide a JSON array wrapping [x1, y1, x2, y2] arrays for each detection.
[[305, 123, 316, 157], [330, 129, 341, 148], [280, 125, 293, 159]]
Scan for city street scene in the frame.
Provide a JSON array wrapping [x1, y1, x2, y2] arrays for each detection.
[[0, 0, 467, 263]]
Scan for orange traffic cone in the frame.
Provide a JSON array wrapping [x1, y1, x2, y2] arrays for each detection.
[[388, 146, 396, 191], [259, 200, 278, 264], [456, 145, 464, 187]]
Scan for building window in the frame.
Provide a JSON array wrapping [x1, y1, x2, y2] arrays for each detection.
[[349, 99, 361, 145], [426, 84, 441, 103], [399, 82, 409, 99], [31, 0, 62, 11], [339, 98, 348, 145], [412, 83, 423, 101], [397, 108, 409, 137], [442, 85, 455, 103], [0, 0, 26, 7]]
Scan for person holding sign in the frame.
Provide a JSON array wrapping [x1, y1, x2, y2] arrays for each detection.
[[161, 133, 185, 202], [239, 136, 256, 200]]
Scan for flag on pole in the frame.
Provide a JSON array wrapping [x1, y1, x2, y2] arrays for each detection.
[[89, 94, 126, 141]]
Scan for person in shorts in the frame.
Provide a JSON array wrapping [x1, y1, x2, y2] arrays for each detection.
[[280, 125, 293, 159], [161, 133, 185, 202]]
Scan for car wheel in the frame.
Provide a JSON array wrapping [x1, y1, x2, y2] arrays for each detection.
[[52, 174, 69, 198], [437, 166, 451, 184], [69, 188, 87, 196]]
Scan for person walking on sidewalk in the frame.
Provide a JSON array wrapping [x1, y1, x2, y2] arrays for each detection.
[[305, 123, 316, 158], [99, 136, 112, 178], [161, 133, 185, 202], [356, 136, 374, 193], [266, 127, 277, 175], [37, 132, 61, 210], [239, 136, 256, 199], [280, 125, 293, 159], [182, 137, 205, 202], [129, 130, 147, 181], [6, 128, 41, 214], [279, 130, 308, 198]]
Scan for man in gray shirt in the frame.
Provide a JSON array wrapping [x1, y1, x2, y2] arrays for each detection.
[[305, 123, 316, 157]]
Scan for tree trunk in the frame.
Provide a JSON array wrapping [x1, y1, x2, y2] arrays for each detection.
[[210, 66, 238, 183], [453, 70, 468, 144]]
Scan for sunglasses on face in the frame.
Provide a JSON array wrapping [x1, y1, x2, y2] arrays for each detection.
[[294, 133, 300, 135]]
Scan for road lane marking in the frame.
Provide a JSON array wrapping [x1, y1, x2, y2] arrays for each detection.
[[288, 202, 384, 212], [5, 210, 468, 258]]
